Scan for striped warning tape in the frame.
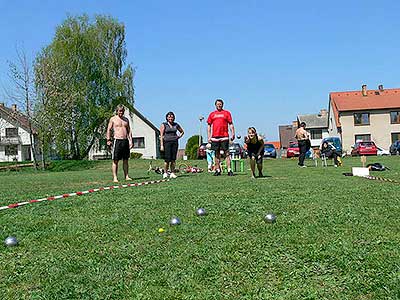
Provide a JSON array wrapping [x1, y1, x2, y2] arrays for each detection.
[[0, 179, 169, 212], [364, 175, 398, 183]]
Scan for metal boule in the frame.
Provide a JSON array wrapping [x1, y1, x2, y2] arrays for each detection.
[[195, 208, 207, 216], [4, 236, 19, 247], [170, 217, 181, 226], [264, 213, 277, 223]]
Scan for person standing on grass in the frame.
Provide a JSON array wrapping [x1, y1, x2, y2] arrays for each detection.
[[244, 127, 265, 178], [207, 99, 235, 176], [106, 104, 133, 183], [295, 122, 310, 168], [159, 111, 184, 179]]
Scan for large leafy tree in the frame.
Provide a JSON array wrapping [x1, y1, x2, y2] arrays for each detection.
[[35, 15, 134, 159]]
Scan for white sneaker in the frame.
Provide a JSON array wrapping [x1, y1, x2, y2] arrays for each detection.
[[162, 173, 169, 179], [169, 173, 177, 179]]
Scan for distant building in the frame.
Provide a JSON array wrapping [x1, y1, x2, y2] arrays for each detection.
[[279, 121, 298, 149], [89, 107, 160, 160], [328, 84, 400, 153], [297, 109, 329, 147], [0, 103, 38, 162]]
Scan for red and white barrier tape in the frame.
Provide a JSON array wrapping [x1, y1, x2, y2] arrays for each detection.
[[0, 179, 169, 212], [365, 175, 398, 183]]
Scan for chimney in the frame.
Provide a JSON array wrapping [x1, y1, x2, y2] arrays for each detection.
[[361, 84, 367, 97], [319, 109, 328, 117], [11, 104, 17, 111], [378, 84, 384, 92]]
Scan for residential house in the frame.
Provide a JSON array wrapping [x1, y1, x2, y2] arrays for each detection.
[[0, 103, 38, 162], [328, 84, 400, 153], [297, 109, 329, 147], [89, 106, 160, 160]]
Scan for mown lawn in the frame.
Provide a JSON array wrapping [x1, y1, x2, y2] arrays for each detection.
[[0, 156, 399, 299]]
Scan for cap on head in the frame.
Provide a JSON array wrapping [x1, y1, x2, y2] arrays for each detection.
[[300, 122, 306, 128]]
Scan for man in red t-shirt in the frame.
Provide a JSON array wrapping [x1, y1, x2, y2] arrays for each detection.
[[207, 99, 235, 176]]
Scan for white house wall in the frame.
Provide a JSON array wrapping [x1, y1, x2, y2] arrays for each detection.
[[340, 109, 400, 153], [131, 112, 158, 159], [0, 118, 32, 162], [328, 102, 339, 137]]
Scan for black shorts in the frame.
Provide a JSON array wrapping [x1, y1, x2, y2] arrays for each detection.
[[112, 139, 130, 160], [211, 137, 229, 154], [164, 141, 178, 162], [248, 151, 263, 164]]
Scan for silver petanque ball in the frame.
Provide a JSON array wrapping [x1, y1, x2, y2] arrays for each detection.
[[237, 135, 241, 139], [170, 217, 181, 226], [264, 213, 277, 223], [4, 236, 19, 247], [196, 208, 207, 216]]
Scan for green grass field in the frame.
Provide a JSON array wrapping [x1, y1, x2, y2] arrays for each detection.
[[0, 157, 399, 299]]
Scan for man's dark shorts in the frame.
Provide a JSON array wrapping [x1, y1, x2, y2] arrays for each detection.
[[112, 139, 130, 161], [211, 137, 229, 154]]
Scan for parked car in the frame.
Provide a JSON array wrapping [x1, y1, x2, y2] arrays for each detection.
[[286, 142, 300, 158], [351, 141, 378, 156], [321, 137, 342, 156], [229, 143, 244, 158], [197, 143, 208, 159], [376, 146, 390, 156], [264, 143, 277, 158], [389, 140, 400, 155]]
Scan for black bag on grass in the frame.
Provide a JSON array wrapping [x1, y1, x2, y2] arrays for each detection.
[[366, 163, 387, 171]]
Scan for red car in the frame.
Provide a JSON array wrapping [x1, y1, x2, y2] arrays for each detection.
[[351, 141, 378, 156], [286, 142, 300, 158]]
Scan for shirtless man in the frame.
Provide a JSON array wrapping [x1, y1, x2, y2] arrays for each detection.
[[106, 104, 133, 182], [294, 122, 310, 167]]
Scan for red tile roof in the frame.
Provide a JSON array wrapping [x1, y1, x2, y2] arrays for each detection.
[[0, 105, 37, 134], [330, 87, 400, 127]]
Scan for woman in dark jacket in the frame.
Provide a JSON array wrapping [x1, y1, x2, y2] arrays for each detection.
[[320, 141, 339, 166]]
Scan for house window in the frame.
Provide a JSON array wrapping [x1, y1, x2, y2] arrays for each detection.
[[391, 132, 400, 143], [390, 111, 400, 124], [5, 145, 18, 156], [133, 137, 145, 148], [310, 129, 322, 139], [354, 113, 370, 125], [6, 128, 18, 138], [355, 134, 371, 143]]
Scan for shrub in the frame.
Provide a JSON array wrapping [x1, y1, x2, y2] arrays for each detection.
[[185, 135, 202, 159]]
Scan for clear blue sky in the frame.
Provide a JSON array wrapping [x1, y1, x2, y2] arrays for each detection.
[[1, 0, 400, 146]]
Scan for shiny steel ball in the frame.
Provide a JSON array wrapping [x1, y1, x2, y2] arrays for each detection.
[[264, 213, 277, 223], [4, 236, 18, 247], [196, 208, 207, 216], [237, 135, 241, 139], [170, 217, 181, 226]]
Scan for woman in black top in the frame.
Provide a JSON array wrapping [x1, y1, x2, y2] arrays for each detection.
[[160, 112, 184, 178], [320, 141, 339, 166], [244, 127, 264, 178]]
